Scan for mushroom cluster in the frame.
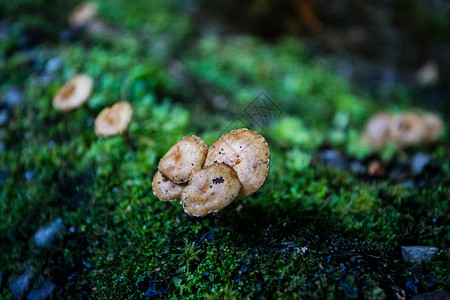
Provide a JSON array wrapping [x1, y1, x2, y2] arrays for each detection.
[[152, 129, 271, 217], [53, 74, 133, 137], [364, 111, 443, 150]]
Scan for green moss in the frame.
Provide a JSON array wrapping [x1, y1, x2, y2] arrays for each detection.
[[0, 0, 449, 298]]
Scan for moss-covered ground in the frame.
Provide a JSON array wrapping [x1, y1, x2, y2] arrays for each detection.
[[0, 0, 449, 298]]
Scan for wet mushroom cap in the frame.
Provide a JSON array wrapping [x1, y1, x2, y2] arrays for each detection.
[[205, 128, 270, 200], [364, 113, 392, 150], [390, 112, 426, 148], [53, 74, 93, 111], [158, 136, 208, 184], [182, 163, 241, 217], [69, 2, 98, 28], [152, 171, 185, 201], [94, 101, 132, 137], [423, 112, 443, 142]]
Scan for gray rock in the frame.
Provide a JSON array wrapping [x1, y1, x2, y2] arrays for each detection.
[[411, 153, 430, 175], [27, 279, 55, 300], [413, 290, 450, 300], [0, 109, 9, 126], [6, 89, 22, 106], [9, 268, 34, 300], [402, 246, 439, 263], [44, 57, 63, 75], [34, 218, 65, 247]]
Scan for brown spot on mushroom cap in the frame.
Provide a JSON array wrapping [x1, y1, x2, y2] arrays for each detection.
[[152, 171, 186, 201], [94, 101, 132, 137], [68, 2, 98, 28], [364, 113, 392, 150], [205, 128, 271, 200], [158, 136, 208, 184], [423, 112, 443, 142], [390, 112, 426, 148], [182, 163, 241, 217], [53, 74, 93, 111]]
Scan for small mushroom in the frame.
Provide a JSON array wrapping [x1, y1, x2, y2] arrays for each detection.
[[158, 136, 208, 184], [68, 2, 98, 29], [363, 113, 392, 150], [152, 171, 185, 201], [205, 128, 270, 200], [53, 74, 93, 111], [94, 101, 132, 137], [181, 163, 241, 217], [423, 112, 443, 142], [390, 112, 426, 148]]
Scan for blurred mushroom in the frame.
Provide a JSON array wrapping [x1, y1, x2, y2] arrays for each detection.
[[368, 161, 385, 177], [69, 2, 98, 29], [205, 129, 270, 199], [363, 113, 392, 150], [182, 163, 241, 217], [390, 112, 426, 148], [53, 74, 93, 111], [94, 101, 132, 137], [423, 112, 443, 142], [152, 171, 185, 201], [158, 136, 208, 184]]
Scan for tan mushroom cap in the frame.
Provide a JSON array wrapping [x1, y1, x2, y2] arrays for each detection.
[[152, 171, 185, 201], [423, 112, 443, 142], [69, 2, 98, 28], [158, 136, 208, 184], [364, 113, 392, 150], [390, 112, 426, 148], [182, 163, 241, 217], [94, 101, 132, 137], [205, 128, 270, 200], [53, 74, 93, 111]]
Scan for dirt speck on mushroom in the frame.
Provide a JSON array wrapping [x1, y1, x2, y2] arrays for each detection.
[[205, 128, 270, 199], [182, 163, 241, 217]]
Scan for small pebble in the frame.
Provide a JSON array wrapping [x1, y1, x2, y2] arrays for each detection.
[[9, 268, 34, 300], [27, 279, 55, 300], [34, 218, 65, 247], [6, 89, 22, 106], [402, 246, 438, 263]]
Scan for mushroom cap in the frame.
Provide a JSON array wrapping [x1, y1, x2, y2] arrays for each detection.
[[152, 171, 185, 201], [390, 112, 426, 148], [94, 101, 132, 137], [364, 113, 392, 150], [158, 136, 208, 184], [423, 112, 443, 142], [181, 163, 241, 217], [53, 74, 93, 111], [69, 2, 98, 28], [204, 128, 270, 200]]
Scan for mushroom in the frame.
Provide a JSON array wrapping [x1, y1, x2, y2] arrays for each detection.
[[423, 112, 443, 142], [181, 163, 241, 217], [53, 74, 93, 111], [204, 128, 270, 200], [363, 113, 392, 150], [94, 101, 132, 137], [390, 112, 426, 148], [158, 136, 208, 184], [152, 171, 186, 201], [68, 2, 98, 29]]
